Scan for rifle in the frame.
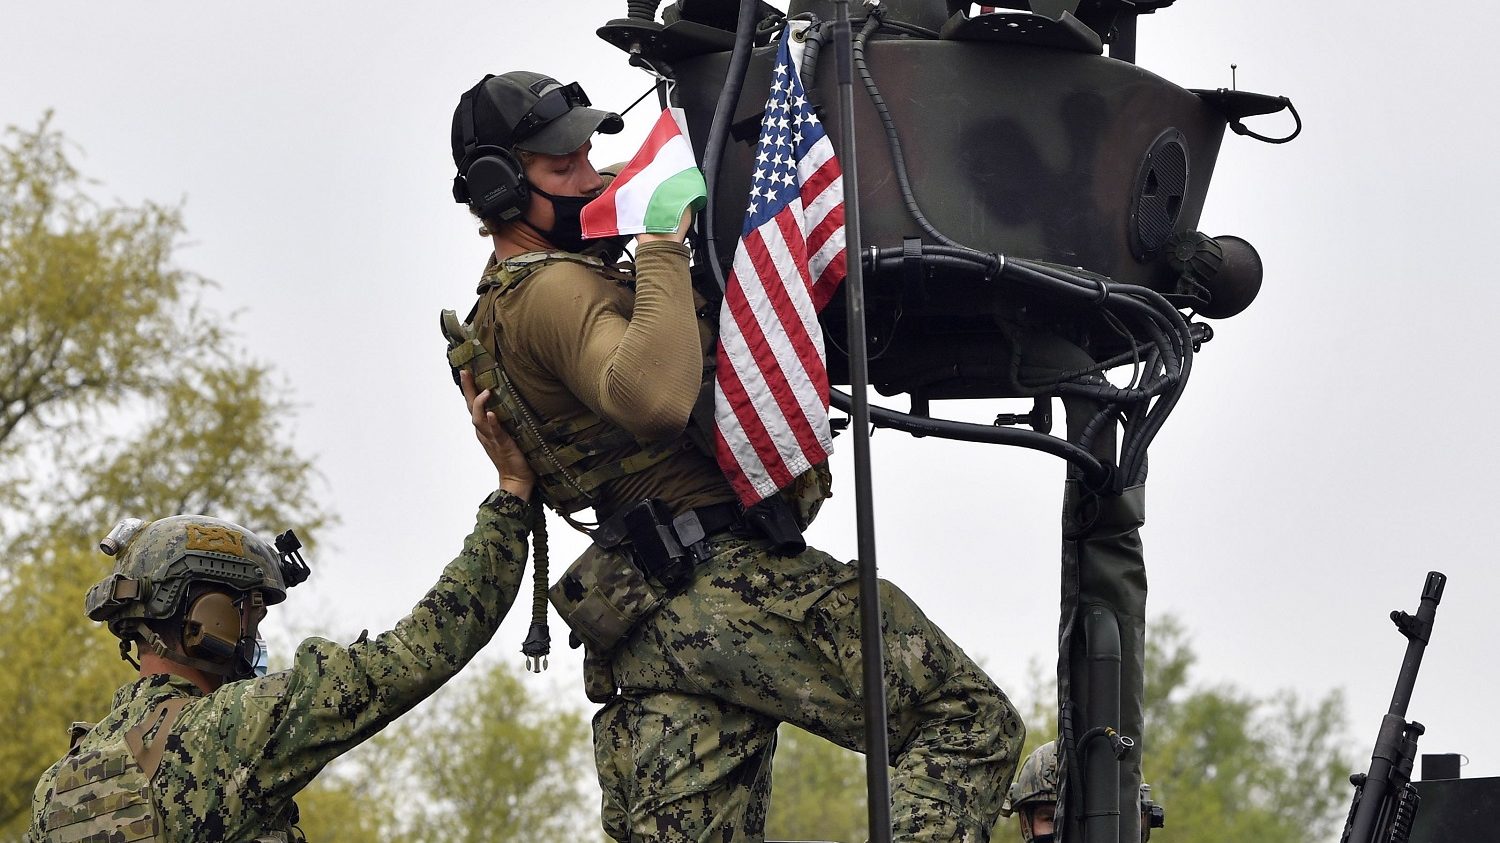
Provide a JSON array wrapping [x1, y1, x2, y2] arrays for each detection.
[[1340, 571, 1447, 843]]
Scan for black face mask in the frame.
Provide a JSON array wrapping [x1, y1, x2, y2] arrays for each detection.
[[1031, 835, 1056, 843], [527, 185, 593, 253]]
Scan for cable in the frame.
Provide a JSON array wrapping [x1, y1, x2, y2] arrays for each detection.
[[851, 11, 963, 249], [701, 0, 761, 292]]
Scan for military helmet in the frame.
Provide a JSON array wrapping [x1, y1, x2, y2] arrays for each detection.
[[1005, 740, 1060, 815], [85, 514, 288, 641]]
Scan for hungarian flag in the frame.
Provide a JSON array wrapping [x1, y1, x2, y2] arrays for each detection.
[[581, 107, 706, 238], [712, 23, 847, 506]]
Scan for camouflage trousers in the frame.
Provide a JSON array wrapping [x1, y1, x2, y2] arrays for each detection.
[[592, 536, 1025, 842]]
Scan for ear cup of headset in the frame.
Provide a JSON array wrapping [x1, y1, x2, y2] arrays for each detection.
[[461, 147, 529, 223], [181, 591, 241, 663]]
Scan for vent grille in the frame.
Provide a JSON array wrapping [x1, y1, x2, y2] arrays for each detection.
[[1130, 130, 1189, 258]]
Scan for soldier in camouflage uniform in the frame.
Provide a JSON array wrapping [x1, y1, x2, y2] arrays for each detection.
[[447, 71, 1025, 842], [1000, 742, 1160, 843], [1002, 742, 1060, 843], [26, 374, 536, 843]]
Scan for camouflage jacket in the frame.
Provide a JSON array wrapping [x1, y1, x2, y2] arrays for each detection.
[[26, 492, 532, 842]]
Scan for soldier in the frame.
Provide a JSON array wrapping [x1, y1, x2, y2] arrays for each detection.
[[447, 70, 1025, 841], [25, 373, 535, 842], [1004, 742, 1061, 843], [1001, 741, 1162, 843]]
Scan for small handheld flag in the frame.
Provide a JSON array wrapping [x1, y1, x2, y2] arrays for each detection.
[[581, 107, 707, 238]]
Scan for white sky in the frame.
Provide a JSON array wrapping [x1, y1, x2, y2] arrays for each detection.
[[6, 0, 1499, 822]]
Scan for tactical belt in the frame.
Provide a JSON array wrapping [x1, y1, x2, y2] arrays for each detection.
[[594, 496, 804, 592]]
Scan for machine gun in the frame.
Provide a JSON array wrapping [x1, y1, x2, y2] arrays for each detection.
[[1340, 571, 1447, 843]]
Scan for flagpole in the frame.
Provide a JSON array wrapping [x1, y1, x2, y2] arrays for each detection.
[[832, 2, 893, 841]]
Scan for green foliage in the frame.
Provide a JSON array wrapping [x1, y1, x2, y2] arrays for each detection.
[[767, 725, 869, 842], [0, 116, 219, 517], [1143, 616, 1352, 843], [291, 763, 401, 843], [296, 661, 594, 843], [0, 532, 135, 835], [765, 620, 1352, 843], [0, 117, 328, 835], [992, 660, 1061, 842]]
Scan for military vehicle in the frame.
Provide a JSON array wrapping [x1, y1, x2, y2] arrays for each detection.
[[583, 2, 1484, 841]]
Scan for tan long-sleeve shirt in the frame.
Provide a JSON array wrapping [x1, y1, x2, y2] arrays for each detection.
[[475, 241, 737, 520]]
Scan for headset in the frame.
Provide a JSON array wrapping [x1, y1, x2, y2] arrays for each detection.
[[452, 77, 530, 223], [181, 587, 263, 667]]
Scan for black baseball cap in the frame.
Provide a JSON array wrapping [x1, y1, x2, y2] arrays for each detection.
[[451, 71, 623, 166]]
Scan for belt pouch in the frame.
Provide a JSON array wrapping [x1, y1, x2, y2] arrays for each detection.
[[548, 543, 664, 653], [581, 644, 617, 704]]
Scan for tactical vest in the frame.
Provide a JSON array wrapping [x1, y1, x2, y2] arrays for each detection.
[[442, 251, 699, 521], [36, 700, 301, 843]]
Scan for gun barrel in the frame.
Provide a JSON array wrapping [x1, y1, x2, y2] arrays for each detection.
[[1389, 571, 1445, 717], [1344, 571, 1447, 843], [1422, 571, 1446, 604]]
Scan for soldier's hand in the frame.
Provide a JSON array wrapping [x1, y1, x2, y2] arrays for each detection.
[[460, 370, 535, 499], [634, 206, 694, 245]]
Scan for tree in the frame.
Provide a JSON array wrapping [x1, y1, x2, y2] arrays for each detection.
[[0, 118, 327, 835], [1141, 616, 1352, 843], [294, 660, 596, 843], [290, 762, 402, 843], [0, 116, 224, 519], [767, 725, 869, 841], [760, 617, 1353, 843]]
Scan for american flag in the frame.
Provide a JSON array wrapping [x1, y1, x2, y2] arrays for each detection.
[[712, 25, 847, 506]]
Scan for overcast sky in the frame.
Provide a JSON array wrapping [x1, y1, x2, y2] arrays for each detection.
[[6, 0, 1498, 820]]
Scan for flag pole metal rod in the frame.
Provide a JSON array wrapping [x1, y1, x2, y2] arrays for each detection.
[[833, 2, 893, 840]]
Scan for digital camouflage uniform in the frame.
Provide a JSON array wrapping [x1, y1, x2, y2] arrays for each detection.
[[466, 244, 1024, 842], [596, 537, 1024, 841], [26, 493, 532, 843]]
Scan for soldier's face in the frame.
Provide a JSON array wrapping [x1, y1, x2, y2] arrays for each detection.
[[522, 140, 604, 230], [1024, 803, 1056, 838]]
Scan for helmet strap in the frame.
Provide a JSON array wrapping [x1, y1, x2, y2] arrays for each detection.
[[133, 621, 243, 678], [119, 637, 140, 670]]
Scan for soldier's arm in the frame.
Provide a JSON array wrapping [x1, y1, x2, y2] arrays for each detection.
[[157, 375, 535, 834], [160, 492, 532, 835], [523, 241, 701, 440]]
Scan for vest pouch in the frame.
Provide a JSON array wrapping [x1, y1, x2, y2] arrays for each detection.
[[549, 543, 665, 653]]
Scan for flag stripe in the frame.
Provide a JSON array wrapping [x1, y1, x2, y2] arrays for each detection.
[[609, 133, 696, 229], [642, 165, 707, 231], [728, 226, 827, 461], [769, 211, 833, 387], [714, 360, 796, 496]]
